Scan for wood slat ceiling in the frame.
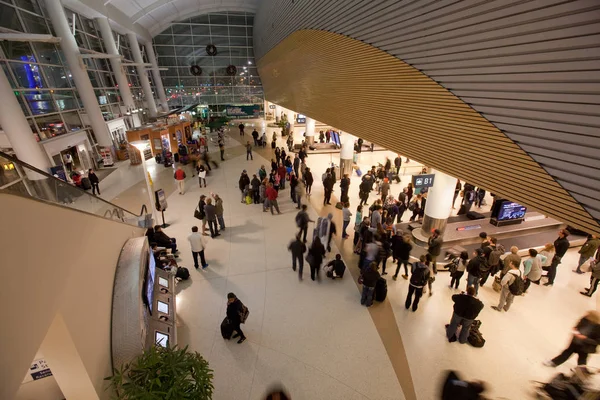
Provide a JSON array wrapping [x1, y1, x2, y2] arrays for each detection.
[[257, 29, 600, 235]]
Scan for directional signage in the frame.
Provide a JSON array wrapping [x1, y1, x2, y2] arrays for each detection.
[[412, 174, 435, 188]]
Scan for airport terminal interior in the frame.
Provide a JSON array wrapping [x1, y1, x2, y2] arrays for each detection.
[[1, 1, 600, 399]]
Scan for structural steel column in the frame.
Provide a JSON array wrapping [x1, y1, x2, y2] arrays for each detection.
[[127, 33, 157, 117], [144, 42, 169, 112]]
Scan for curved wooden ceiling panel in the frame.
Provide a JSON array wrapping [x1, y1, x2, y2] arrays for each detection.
[[257, 29, 600, 235]]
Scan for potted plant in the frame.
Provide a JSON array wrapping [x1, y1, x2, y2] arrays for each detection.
[[106, 345, 214, 399]]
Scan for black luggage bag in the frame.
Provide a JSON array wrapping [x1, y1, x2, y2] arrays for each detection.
[[375, 277, 388, 301], [81, 177, 92, 190], [221, 318, 233, 339]]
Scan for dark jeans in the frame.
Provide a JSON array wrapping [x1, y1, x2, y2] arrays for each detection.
[[379, 255, 389, 274], [547, 257, 560, 284], [450, 271, 464, 289], [524, 277, 540, 292], [208, 219, 219, 237], [446, 312, 474, 344], [220, 149, 225, 161], [192, 250, 207, 268], [91, 182, 100, 195], [299, 225, 308, 242], [232, 321, 246, 339], [323, 189, 332, 204], [552, 339, 589, 366], [292, 254, 304, 278], [217, 215, 225, 230], [246, 151, 253, 160], [585, 276, 600, 295], [394, 259, 410, 277], [166, 238, 177, 253], [306, 183, 312, 194], [342, 220, 350, 236], [405, 285, 423, 311], [310, 262, 320, 281]]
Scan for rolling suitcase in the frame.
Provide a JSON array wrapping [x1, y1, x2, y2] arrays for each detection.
[[220, 317, 233, 339], [375, 277, 387, 302], [81, 177, 92, 190]]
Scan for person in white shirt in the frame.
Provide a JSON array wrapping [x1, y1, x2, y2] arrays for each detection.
[[63, 153, 73, 172], [187, 226, 208, 269], [342, 202, 352, 239], [492, 260, 521, 312]]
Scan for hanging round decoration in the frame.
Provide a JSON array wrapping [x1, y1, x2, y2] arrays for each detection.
[[190, 65, 202, 76], [226, 65, 237, 76], [206, 44, 217, 56]]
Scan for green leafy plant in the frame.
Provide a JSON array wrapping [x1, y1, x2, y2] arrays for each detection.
[[106, 345, 214, 399]]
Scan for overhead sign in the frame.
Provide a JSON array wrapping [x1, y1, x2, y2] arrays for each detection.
[[269, 104, 276, 109], [296, 114, 306, 124], [456, 225, 481, 232], [225, 105, 260, 117], [413, 174, 435, 188]]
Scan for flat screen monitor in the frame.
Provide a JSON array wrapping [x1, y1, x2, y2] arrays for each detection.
[[155, 331, 169, 347], [144, 248, 156, 314], [157, 300, 169, 314], [158, 277, 168, 288], [497, 201, 527, 221]]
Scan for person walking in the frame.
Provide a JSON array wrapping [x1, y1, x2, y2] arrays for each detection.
[[288, 234, 307, 279], [295, 179, 305, 209], [581, 250, 600, 297], [405, 255, 430, 312], [574, 234, 600, 274], [295, 205, 312, 243], [394, 154, 402, 175], [252, 129, 259, 146], [523, 249, 546, 292], [174, 166, 186, 194], [63, 152, 74, 172], [392, 233, 412, 280], [545, 311, 600, 367], [261, 131, 267, 148], [380, 178, 390, 203], [238, 123, 245, 136], [427, 229, 443, 274], [246, 141, 253, 161], [307, 237, 326, 281], [204, 198, 220, 238], [466, 248, 486, 295], [446, 286, 483, 343], [360, 262, 380, 307], [88, 169, 100, 195], [197, 164, 207, 187], [545, 228, 570, 286], [304, 167, 313, 195], [449, 251, 469, 289], [264, 182, 281, 214], [212, 193, 225, 231], [218, 137, 225, 161], [491, 259, 522, 312], [226, 293, 247, 343], [342, 203, 352, 239], [187, 226, 208, 269]]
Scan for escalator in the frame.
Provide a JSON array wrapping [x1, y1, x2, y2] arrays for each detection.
[[0, 150, 152, 228]]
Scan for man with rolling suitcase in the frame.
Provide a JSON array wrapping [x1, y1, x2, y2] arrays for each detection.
[[222, 293, 248, 343]]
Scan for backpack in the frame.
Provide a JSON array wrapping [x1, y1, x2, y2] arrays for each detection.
[[408, 201, 416, 211], [478, 256, 490, 273], [448, 258, 460, 274], [468, 320, 485, 348], [508, 271, 525, 295], [488, 244, 505, 267], [238, 302, 249, 323], [410, 264, 428, 286]]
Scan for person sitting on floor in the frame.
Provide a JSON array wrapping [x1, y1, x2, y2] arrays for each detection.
[[325, 254, 346, 279]]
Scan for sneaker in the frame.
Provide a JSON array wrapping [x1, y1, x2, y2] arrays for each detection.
[[491, 306, 501, 312], [237, 337, 246, 344], [202, 264, 208, 269], [543, 360, 556, 367]]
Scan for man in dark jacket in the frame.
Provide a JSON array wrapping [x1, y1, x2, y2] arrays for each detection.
[[323, 173, 334, 205], [226, 293, 246, 343], [575, 234, 600, 274], [88, 169, 100, 195], [446, 286, 484, 343], [359, 176, 372, 206], [545, 311, 600, 367], [405, 255, 430, 311], [238, 170, 250, 202], [394, 155, 402, 174], [466, 248, 486, 295], [153, 225, 178, 254], [340, 174, 350, 203], [545, 229, 570, 286], [361, 262, 380, 307], [293, 154, 300, 177], [295, 205, 312, 243], [325, 254, 346, 279], [392, 232, 412, 280], [204, 198, 220, 238], [427, 229, 443, 274], [288, 234, 307, 279], [251, 174, 261, 204]]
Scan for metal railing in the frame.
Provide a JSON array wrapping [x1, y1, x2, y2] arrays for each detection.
[[0, 151, 152, 228]]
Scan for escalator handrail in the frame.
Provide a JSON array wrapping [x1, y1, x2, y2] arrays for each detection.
[[0, 150, 144, 217]]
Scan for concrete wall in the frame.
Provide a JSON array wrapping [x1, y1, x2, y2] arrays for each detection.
[[0, 194, 144, 399]]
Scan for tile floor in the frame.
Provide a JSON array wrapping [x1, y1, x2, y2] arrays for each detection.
[[100, 121, 598, 400]]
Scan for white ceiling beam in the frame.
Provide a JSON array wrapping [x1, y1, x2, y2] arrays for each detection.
[[132, 0, 173, 24], [80, 53, 122, 59], [0, 33, 61, 43]]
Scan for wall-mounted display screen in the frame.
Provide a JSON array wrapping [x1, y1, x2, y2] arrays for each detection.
[[157, 300, 169, 314], [497, 201, 527, 221], [158, 277, 168, 288], [155, 331, 169, 347]]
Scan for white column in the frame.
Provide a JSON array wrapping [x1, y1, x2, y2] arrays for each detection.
[[305, 117, 315, 144], [0, 67, 51, 173], [96, 18, 140, 127], [274, 104, 282, 122], [127, 33, 157, 117], [421, 169, 457, 235], [339, 132, 354, 176], [44, 0, 112, 147], [145, 42, 168, 112]]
